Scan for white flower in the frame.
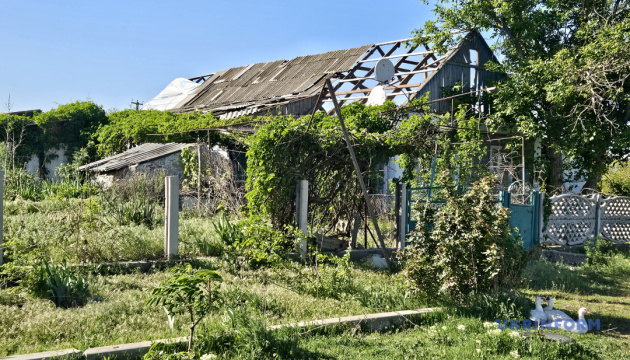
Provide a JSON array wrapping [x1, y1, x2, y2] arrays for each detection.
[[508, 331, 520, 338], [510, 350, 520, 358], [200, 355, 217, 360], [476, 349, 481, 353], [487, 329, 501, 335], [458, 324, 466, 330], [442, 326, 447, 330], [430, 325, 436, 330], [483, 321, 496, 328], [475, 339, 481, 344]]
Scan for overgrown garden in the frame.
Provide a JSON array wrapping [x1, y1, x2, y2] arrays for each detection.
[[2, 0, 630, 357]]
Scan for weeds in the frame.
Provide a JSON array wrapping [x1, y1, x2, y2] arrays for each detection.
[[33, 260, 91, 308]]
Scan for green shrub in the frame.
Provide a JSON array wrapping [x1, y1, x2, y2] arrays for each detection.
[[214, 215, 293, 270], [404, 175, 526, 300], [3, 168, 44, 201], [33, 260, 91, 308], [147, 265, 223, 352], [179, 219, 223, 257], [599, 159, 630, 196], [585, 237, 614, 266]]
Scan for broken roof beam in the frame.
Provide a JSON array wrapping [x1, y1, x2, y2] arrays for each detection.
[[334, 42, 410, 108], [322, 83, 423, 98], [336, 67, 440, 83], [356, 49, 443, 63], [387, 47, 440, 100]]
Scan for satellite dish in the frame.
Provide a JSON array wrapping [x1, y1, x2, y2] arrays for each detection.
[[366, 85, 387, 106], [374, 59, 395, 83]]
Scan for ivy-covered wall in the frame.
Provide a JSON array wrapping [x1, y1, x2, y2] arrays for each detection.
[[0, 101, 108, 178]]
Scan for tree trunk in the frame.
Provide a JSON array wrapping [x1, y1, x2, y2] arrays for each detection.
[[548, 148, 564, 192], [583, 173, 602, 194]]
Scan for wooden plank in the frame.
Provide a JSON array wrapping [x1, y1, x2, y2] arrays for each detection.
[[326, 78, 392, 271], [324, 83, 423, 97], [357, 50, 446, 63], [350, 213, 361, 249]]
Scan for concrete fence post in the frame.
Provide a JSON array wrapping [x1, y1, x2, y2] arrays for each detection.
[[398, 183, 407, 249], [295, 180, 308, 258], [164, 176, 179, 259], [0, 170, 3, 266], [593, 194, 601, 240]]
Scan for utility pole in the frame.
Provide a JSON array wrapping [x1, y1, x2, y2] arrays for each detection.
[[131, 99, 143, 110]]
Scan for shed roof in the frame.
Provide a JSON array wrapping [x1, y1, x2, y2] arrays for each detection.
[[79, 143, 192, 173]]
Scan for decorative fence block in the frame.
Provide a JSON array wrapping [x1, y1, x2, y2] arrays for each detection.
[[543, 195, 630, 245], [599, 197, 630, 243], [543, 195, 597, 246]]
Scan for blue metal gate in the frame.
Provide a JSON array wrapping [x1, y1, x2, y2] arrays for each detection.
[[404, 185, 540, 249]]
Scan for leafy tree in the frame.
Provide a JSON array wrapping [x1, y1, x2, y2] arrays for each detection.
[[36, 101, 108, 160], [414, 0, 630, 191], [147, 265, 222, 352], [599, 159, 630, 196]]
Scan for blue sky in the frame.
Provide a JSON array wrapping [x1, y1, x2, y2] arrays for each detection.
[[0, 0, 437, 113]]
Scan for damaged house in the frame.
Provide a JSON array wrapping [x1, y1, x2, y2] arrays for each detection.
[[143, 30, 506, 191]]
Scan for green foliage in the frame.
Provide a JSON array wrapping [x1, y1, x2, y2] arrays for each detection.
[[180, 147, 199, 190], [147, 265, 223, 351], [213, 215, 293, 270], [212, 213, 243, 247], [456, 291, 530, 321], [409, 106, 490, 187], [192, 308, 301, 360], [179, 219, 223, 257], [100, 172, 165, 228], [0, 113, 46, 171], [94, 110, 242, 157], [404, 175, 526, 299], [1, 196, 165, 265], [585, 237, 614, 266], [33, 260, 91, 308], [36, 100, 108, 157], [246, 100, 436, 229], [415, 1, 630, 189], [599, 160, 630, 196]]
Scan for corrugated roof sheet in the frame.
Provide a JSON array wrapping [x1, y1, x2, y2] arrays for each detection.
[[178, 45, 372, 113], [79, 143, 193, 173]]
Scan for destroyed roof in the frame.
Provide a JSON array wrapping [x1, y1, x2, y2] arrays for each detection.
[[154, 31, 503, 118], [79, 143, 192, 173], [174, 45, 372, 116]]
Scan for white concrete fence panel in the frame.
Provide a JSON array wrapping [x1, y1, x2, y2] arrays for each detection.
[[543, 194, 630, 245]]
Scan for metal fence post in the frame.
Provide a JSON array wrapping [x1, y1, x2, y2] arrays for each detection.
[[296, 180, 308, 258], [532, 191, 540, 247], [399, 183, 407, 249], [164, 176, 179, 259], [0, 170, 3, 266]]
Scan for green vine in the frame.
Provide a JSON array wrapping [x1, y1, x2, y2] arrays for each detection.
[[245, 99, 437, 230]]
